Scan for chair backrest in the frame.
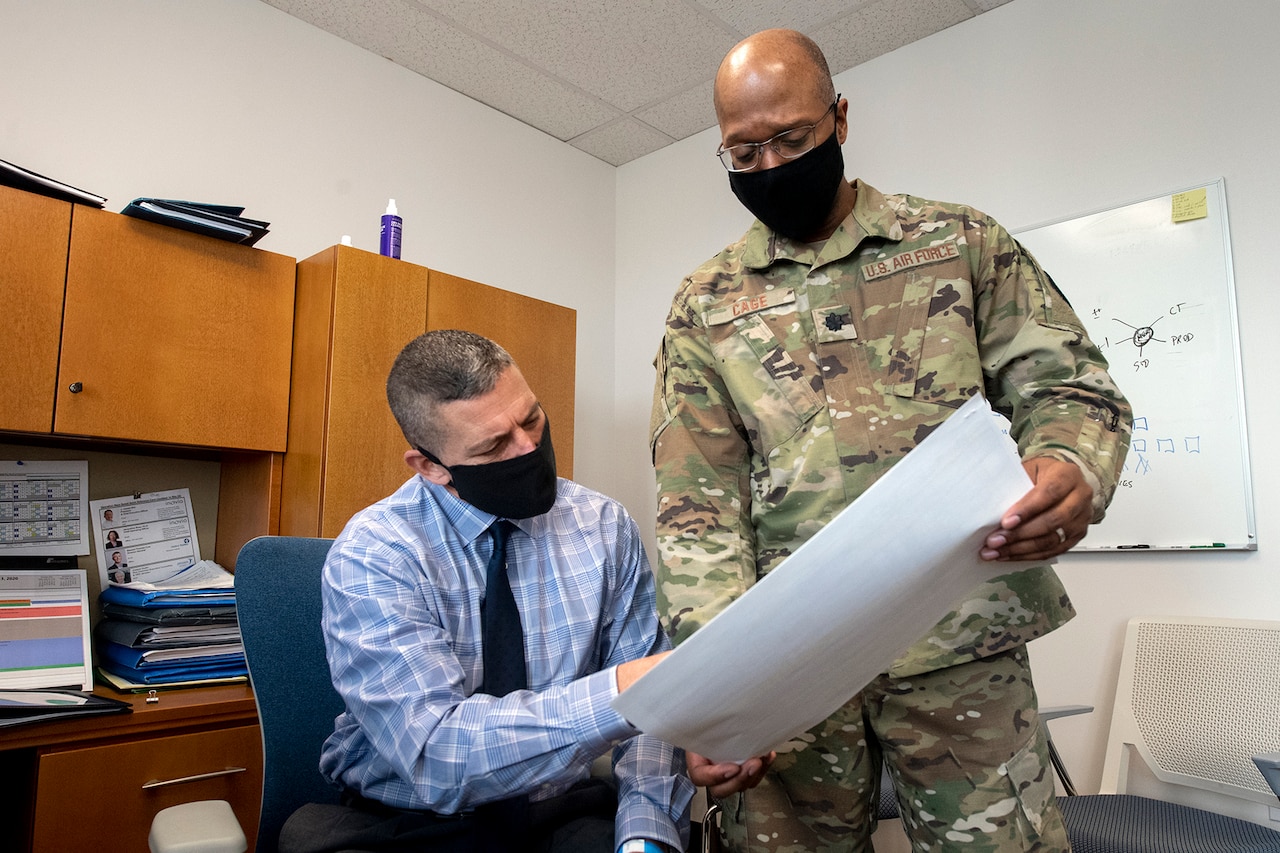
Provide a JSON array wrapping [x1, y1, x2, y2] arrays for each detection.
[[1101, 616, 1280, 824], [236, 535, 344, 853]]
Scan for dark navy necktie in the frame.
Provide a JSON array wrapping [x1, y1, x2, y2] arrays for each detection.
[[480, 520, 527, 695], [477, 521, 529, 846]]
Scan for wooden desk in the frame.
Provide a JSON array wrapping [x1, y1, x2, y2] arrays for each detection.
[[1, 683, 263, 853]]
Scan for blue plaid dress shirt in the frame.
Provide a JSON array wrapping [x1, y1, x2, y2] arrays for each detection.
[[318, 474, 692, 849]]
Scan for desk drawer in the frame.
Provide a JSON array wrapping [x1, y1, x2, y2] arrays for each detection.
[[33, 723, 263, 853]]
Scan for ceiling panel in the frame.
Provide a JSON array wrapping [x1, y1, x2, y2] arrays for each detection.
[[571, 116, 679, 167], [813, 0, 975, 74], [261, 0, 1015, 164], [411, 0, 739, 111], [695, 0, 881, 40]]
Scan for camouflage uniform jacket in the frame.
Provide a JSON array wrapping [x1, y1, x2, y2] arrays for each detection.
[[651, 180, 1131, 677]]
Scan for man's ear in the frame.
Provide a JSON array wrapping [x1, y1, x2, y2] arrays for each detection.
[[405, 449, 451, 487]]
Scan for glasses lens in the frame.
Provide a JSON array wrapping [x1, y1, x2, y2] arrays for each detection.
[[772, 126, 816, 160], [718, 144, 760, 172]]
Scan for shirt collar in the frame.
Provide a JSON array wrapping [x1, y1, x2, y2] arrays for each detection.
[[416, 476, 542, 545], [740, 179, 905, 271]]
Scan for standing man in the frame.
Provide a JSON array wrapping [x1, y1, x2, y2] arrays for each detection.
[[651, 29, 1131, 853], [293, 330, 701, 853]]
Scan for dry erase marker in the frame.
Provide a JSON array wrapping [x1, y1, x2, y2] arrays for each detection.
[[1116, 544, 1150, 549], [1190, 543, 1227, 549]]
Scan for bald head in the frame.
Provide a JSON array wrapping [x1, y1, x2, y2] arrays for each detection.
[[713, 29, 835, 122], [711, 28, 854, 241]]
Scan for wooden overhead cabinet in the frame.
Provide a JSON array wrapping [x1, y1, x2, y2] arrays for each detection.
[[1, 190, 295, 451], [56, 206, 295, 451]]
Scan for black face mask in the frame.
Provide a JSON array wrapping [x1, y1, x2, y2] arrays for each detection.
[[727, 131, 846, 241], [419, 418, 558, 519]]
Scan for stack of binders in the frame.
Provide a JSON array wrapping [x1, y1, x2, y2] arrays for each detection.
[[121, 198, 270, 246], [96, 584, 247, 687]]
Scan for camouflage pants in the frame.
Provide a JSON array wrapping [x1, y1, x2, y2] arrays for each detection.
[[714, 646, 1070, 852]]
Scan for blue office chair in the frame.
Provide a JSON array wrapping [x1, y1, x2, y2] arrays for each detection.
[[236, 535, 345, 852], [150, 536, 343, 853]]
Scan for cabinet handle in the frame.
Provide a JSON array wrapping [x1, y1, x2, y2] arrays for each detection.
[[141, 766, 247, 789], [68, 382, 83, 393]]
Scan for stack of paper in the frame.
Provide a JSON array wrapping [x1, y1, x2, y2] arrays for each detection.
[[95, 571, 247, 687]]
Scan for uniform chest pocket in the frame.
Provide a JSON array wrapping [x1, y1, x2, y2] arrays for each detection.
[[853, 268, 978, 402], [844, 268, 936, 394], [707, 310, 822, 455]]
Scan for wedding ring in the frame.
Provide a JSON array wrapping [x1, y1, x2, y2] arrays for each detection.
[[1055, 527, 1067, 544]]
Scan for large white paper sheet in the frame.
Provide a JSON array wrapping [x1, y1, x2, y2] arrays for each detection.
[[612, 396, 1034, 762]]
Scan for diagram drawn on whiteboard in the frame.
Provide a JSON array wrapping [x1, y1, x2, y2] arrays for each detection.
[[1088, 300, 1199, 365], [1112, 314, 1165, 356]]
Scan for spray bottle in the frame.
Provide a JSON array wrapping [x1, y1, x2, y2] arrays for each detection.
[[379, 199, 402, 258]]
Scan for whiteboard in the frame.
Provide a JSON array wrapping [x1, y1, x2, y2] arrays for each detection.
[[1013, 179, 1255, 550]]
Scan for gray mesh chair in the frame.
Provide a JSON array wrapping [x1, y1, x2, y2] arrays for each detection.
[[1057, 616, 1280, 852]]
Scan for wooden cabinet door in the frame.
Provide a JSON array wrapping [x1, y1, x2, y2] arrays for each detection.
[[0, 186, 71, 433], [55, 207, 295, 450], [281, 245, 428, 538], [32, 723, 264, 853], [426, 270, 577, 478]]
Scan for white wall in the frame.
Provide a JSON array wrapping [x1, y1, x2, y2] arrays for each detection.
[[615, 0, 1280, 796], [0, 0, 618, 490]]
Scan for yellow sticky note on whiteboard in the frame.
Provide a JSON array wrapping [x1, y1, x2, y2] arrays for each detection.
[[1172, 188, 1208, 222]]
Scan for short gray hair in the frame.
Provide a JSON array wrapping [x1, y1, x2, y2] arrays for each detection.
[[386, 330, 513, 453]]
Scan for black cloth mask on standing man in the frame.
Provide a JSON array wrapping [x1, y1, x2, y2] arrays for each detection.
[[728, 131, 846, 241]]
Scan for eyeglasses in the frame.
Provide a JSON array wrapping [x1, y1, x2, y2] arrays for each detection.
[[715, 97, 840, 173]]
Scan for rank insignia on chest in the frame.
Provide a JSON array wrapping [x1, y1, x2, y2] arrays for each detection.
[[813, 305, 858, 342]]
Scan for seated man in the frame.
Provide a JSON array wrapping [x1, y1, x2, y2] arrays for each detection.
[[285, 330, 706, 853]]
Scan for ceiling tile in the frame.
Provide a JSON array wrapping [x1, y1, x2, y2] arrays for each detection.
[[693, 0, 880, 40], [570, 118, 676, 167], [965, 0, 1015, 11], [265, 0, 618, 140], [633, 79, 717, 141], [408, 0, 740, 111], [812, 0, 974, 74]]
